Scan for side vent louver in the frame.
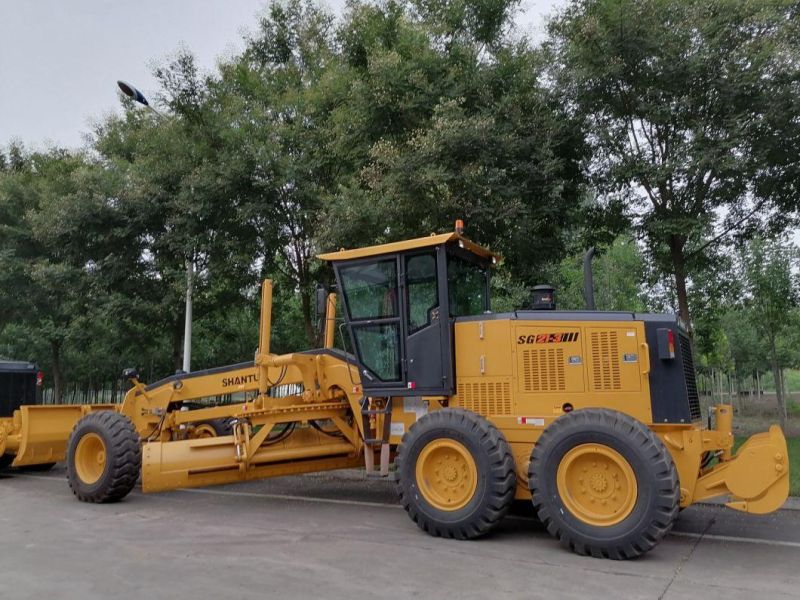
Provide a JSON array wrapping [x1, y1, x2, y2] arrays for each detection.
[[522, 348, 565, 392], [678, 333, 701, 421], [458, 380, 512, 415], [590, 331, 622, 391]]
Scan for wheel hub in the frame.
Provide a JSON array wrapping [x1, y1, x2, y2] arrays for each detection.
[[556, 443, 638, 526], [74, 432, 108, 486], [416, 439, 478, 511], [191, 424, 218, 439], [589, 472, 608, 493]]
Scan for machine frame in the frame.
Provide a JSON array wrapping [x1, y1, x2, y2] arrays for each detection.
[[0, 228, 790, 559]]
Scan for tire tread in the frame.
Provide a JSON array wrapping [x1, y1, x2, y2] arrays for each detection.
[[67, 411, 141, 503], [396, 408, 516, 540], [529, 408, 679, 560]]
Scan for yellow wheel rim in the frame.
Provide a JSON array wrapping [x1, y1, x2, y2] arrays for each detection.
[[556, 443, 638, 527], [191, 424, 218, 439], [415, 439, 478, 511], [74, 433, 107, 485]]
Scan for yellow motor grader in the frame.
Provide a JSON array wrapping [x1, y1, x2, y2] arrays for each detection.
[[0, 225, 790, 559]]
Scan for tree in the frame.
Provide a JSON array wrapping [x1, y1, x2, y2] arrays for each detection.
[[322, 0, 586, 288], [552, 235, 648, 312], [208, 0, 343, 345], [93, 50, 266, 370], [742, 237, 799, 430], [0, 147, 129, 400], [548, 0, 800, 330]]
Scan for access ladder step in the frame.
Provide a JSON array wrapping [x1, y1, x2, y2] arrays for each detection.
[[360, 398, 393, 446]]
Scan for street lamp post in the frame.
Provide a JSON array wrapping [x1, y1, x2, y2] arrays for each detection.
[[117, 80, 194, 374]]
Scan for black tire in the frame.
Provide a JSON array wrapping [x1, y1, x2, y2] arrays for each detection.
[[0, 454, 13, 471], [396, 408, 516, 539], [204, 418, 233, 436], [529, 408, 679, 560], [17, 462, 56, 472], [187, 418, 232, 439], [67, 411, 141, 503]]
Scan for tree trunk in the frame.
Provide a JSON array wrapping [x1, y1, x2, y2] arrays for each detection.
[[669, 234, 692, 332], [756, 370, 762, 400], [769, 337, 787, 432], [781, 368, 790, 422], [709, 369, 714, 403], [300, 286, 316, 348], [728, 373, 734, 408], [50, 339, 64, 404]]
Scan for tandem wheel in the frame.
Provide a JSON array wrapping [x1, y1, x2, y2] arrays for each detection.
[[396, 408, 516, 539], [529, 408, 680, 559]]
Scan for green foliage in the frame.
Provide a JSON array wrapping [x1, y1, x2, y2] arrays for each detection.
[[1, 0, 584, 390], [0, 148, 128, 397], [0, 0, 798, 414], [742, 238, 800, 345], [548, 0, 800, 328], [551, 236, 648, 312]]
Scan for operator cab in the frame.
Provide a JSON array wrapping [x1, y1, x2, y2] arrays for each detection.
[[319, 225, 498, 397]]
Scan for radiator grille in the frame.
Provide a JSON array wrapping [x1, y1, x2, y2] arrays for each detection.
[[522, 348, 565, 392], [678, 333, 701, 421], [458, 381, 512, 415], [590, 331, 621, 391]]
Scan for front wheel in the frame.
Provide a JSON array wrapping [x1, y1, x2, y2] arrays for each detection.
[[67, 411, 141, 503], [396, 408, 516, 539], [530, 408, 679, 559]]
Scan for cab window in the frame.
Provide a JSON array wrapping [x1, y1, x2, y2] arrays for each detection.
[[406, 253, 438, 333], [448, 254, 489, 317], [339, 258, 402, 382], [339, 259, 398, 320], [351, 324, 401, 381]]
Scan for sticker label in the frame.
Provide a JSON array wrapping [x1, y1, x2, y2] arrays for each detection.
[[517, 417, 545, 426], [623, 353, 638, 363], [517, 332, 579, 344], [403, 397, 428, 419], [568, 355, 582, 365], [390, 422, 405, 436]]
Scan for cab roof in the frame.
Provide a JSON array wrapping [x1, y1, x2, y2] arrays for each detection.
[[317, 232, 501, 263]]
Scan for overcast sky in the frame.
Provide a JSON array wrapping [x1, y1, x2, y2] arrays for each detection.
[[0, 0, 565, 150]]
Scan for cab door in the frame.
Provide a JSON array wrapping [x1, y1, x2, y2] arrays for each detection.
[[403, 251, 451, 394], [335, 249, 454, 396]]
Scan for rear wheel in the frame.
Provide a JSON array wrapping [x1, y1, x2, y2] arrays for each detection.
[[189, 418, 232, 439], [67, 411, 141, 503], [530, 408, 679, 559], [396, 408, 516, 539], [0, 454, 13, 471], [191, 423, 218, 439]]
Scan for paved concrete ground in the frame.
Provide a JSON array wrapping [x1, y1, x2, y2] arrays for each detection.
[[2, 466, 799, 600]]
